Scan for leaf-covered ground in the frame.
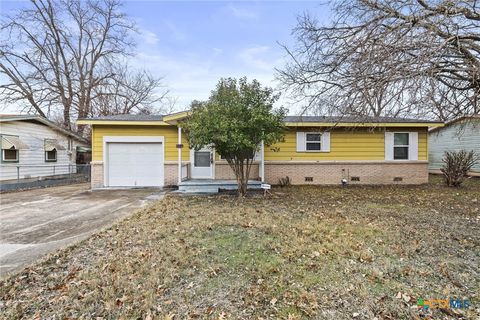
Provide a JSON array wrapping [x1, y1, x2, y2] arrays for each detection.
[[1, 176, 479, 319]]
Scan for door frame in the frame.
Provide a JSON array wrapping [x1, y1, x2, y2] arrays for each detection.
[[103, 136, 165, 187], [190, 146, 214, 179]]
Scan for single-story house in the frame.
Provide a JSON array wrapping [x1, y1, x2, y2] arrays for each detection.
[[77, 112, 443, 188], [0, 114, 90, 181], [429, 115, 480, 175]]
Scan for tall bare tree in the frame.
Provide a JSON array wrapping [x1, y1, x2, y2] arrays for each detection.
[[0, 0, 168, 132], [277, 0, 480, 120], [92, 65, 171, 116]]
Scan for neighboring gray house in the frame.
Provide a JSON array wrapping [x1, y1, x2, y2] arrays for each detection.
[[429, 115, 480, 175], [0, 114, 89, 181]]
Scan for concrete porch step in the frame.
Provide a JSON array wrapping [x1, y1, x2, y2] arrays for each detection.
[[178, 179, 262, 194]]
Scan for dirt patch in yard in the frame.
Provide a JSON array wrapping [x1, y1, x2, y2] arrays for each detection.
[[1, 176, 479, 319]]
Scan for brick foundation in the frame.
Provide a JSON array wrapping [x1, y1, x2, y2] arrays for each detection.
[[264, 161, 429, 185], [92, 160, 428, 188], [214, 162, 260, 180]]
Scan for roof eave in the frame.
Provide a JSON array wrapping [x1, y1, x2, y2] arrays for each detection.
[[162, 110, 191, 123], [2, 116, 89, 143], [76, 119, 172, 126], [429, 115, 479, 133], [284, 122, 444, 128]]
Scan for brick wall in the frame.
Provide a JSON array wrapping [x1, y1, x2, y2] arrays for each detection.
[[91, 161, 180, 188], [90, 161, 104, 189], [215, 162, 260, 180], [264, 161, 429, 185], [164, 163, 178, 186]]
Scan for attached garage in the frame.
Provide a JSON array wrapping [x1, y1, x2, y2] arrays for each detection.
[[104, 136, 164, 187]]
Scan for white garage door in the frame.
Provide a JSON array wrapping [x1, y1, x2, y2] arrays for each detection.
[[107, 142, 163, 187]]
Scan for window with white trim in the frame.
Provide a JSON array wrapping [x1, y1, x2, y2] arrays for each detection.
[[1, 134, 20, 162], [296, 131, 331, 152], [2, 148, 19, 162], [305, 133, 321, 151], [44, 139, 59, 162], [393, 133, 409, 160], [45, 149, 57, 162]]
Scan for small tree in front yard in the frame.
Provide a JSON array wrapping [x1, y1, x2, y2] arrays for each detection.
[[441, 150, 479, 187], [186, 77, 287, 196]]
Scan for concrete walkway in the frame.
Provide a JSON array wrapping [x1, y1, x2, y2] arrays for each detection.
[[0, 183, 163, 278]]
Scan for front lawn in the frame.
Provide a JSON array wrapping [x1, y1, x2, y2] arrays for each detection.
[[1, 176, 479, 319]]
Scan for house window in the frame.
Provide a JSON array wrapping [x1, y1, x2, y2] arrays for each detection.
[[45, 149, 57, 162], [305, 133, 321, 151], [296, 132, 331, 152], [2, 148, 19, 162], [1, 135, 28, 162], [44, 139, 59, 162], [393, 133, 409, 160]]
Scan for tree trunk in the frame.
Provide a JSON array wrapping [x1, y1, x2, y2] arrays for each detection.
[[227, 158, 250, 197]]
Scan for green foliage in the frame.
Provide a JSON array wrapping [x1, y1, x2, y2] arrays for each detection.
[[186, 77, 287, 159], [185, 77, 287, 196]]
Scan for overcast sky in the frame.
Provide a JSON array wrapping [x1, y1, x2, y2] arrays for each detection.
[[0, 0, 331, 114]]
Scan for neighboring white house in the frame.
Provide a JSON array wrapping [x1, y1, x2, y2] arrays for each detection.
[[429, 115, 480, 175], [0, 114, 89, 181]]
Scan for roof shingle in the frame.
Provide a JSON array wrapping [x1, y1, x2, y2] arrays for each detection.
[[79, 114, 164, 121], [284, 116, 441, 123]]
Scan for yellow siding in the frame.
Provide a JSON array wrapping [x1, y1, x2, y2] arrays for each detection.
[[264, 127, 427, 161], [418, 128, 427, 160], [92, 125, 189, 161], [91, 125, 427, 162]]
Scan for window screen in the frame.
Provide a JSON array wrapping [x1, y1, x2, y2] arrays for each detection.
[[3, 149, 18, 161], [194, 151, 211, 167], [45, 149, 57, 161], [393, 133, 409, 160], [306, 133, 321, 151]]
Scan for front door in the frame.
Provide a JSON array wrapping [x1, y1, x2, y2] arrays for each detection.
[[190, 147, 213, 179]]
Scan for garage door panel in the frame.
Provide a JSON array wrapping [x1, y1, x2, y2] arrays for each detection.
[[107, 142, 163, 187]]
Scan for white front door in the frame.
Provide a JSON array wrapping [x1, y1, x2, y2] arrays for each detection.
[[190, 147, 213, 179]]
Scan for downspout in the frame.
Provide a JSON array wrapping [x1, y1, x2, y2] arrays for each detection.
[[260, 139, 265, 182], [178, 126, 182, 185]]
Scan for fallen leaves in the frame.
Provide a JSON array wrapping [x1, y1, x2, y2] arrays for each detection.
[[1, 177, 479, 319]]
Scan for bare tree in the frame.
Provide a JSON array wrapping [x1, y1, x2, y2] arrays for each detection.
[[277, 0, 480, 120], [1, 0, 168, 133], [92, 65, 170, 116]]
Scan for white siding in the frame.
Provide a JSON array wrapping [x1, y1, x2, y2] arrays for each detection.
[[429, 120, 480, 173], [0, 121, 86, 181]]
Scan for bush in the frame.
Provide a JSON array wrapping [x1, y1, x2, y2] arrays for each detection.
[[278, 176, 291, 187], [441, 150, 479, 187]]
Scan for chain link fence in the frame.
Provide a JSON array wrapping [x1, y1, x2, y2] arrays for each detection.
[[0, 164, 90, 192]]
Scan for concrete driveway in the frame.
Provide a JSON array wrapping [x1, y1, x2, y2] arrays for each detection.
[[0, 183, 163, 278]]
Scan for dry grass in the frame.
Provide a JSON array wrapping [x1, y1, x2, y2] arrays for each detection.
[[1, 176, 479, 319]]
